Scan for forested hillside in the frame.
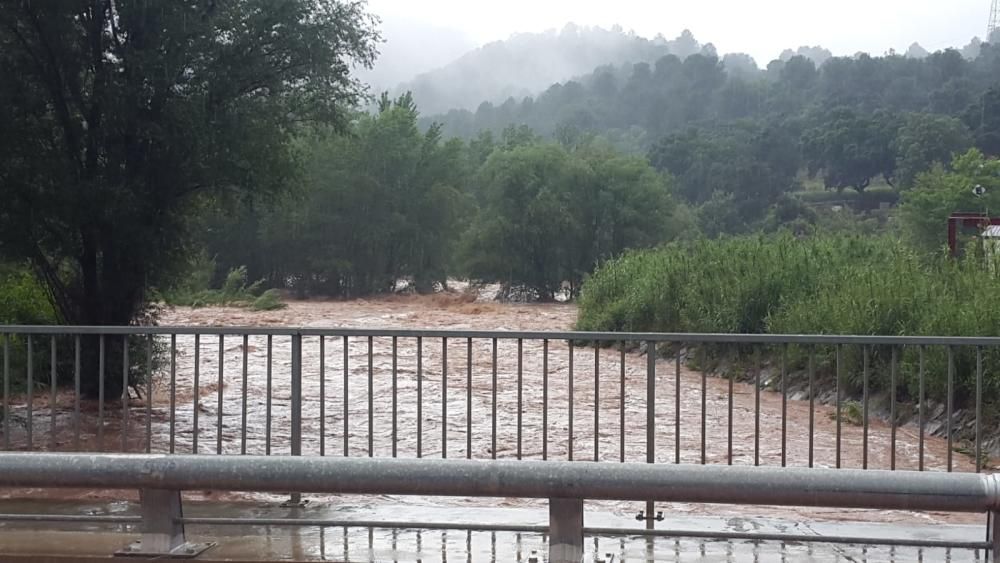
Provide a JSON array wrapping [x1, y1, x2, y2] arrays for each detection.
[[395, 25, 717, 115], [431, 31, 1000, 153]]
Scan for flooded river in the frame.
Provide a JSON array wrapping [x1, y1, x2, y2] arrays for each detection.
[[0, 293, 983, 529]]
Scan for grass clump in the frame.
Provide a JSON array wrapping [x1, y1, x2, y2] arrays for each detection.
[[250, 289, 286, 311], [165, 265, 280, 310]]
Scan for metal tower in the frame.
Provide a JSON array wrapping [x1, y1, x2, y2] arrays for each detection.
[[991, 0, 1000, 37]]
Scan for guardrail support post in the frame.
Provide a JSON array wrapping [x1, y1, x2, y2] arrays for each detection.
[[991, 511, 998, 561], [284, 332, 306, 507], [645, 340, 656, 531], [117, 489, 213, 558], [549, 498, 584, 563]]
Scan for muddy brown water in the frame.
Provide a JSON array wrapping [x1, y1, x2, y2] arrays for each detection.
[[0, 295, 983, 526]]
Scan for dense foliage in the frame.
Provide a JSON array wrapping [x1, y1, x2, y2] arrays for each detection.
[[201, 108, 682, 299], [431, 36, 1000, 152], [427, 36, 1000, 232], [901, 150, 1000, 254], [0, 0, 379, 394], [577, 234, 1000, 406], [462, 138, 679, 299]]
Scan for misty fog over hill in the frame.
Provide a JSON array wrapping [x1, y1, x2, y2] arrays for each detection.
[[364, 20, 996, 118], [383, 25, 716, 115]]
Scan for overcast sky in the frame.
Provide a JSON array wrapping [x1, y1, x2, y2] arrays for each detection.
[[366, 0, 990, 66]]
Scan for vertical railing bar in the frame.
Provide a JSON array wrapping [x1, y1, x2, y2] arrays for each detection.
[[646, 340, 656, 530], [543, 339, 549, 461], [754, 347, 761, 467], [144, 335, 152, 454], [73, 334, 81, 451], [73, 336, 80, 451], [26, 336, 33, 450], [517, 338, 523, 460], [781, 345, 787, 468], [918, 345, 925, 472], [701, 347, 707, 465], [342, 336, 348, 457], [568, 339, 574, 462], [442, 337, 448, 460], [241, 335, 248, 455], [890, 346, 898, 471], [808, 347, 815, 469], [0, 334, 8, 450], [122, 335, 129, 453], [863, 345, 870, 470], [835, 344, 842, 469], [264, 334, 274, 455], [98, 335, 104, 451], [491, 338, 498, 461], [289, 334, 303, 505], [466, 337, 472, 460], [193, 334, 200, 455], [217, 334, 224, 455], [976, 346, 983, 474], [947, 346, 954, 472], [675, 349, 681, 465], [594, 343, 599, 463], [619, 342, 625, 464], [368, 336, 373, 458], [392, 336, 398, 458], [417, 336, 423, 459], [169, 335, 176, 454], [320, 336, 326, 457], [728, 345, 734, 466], [49, 336, 57, 451]]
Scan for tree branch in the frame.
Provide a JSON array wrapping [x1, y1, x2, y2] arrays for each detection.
[[7, 8, 85, 173]]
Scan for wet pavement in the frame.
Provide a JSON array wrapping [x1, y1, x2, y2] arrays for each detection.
[[0, 498, 992, 561]]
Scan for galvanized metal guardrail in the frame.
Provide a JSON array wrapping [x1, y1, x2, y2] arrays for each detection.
[[1, 326, 992, 469], [1, 325, 997, 552], [0, 453, 996, 561]]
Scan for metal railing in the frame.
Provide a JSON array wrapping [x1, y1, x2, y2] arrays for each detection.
[[0, 453, 996, 561], [1, 326, 994, 474]]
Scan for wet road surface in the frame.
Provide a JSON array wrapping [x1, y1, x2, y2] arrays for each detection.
[[0, 498, 991, 561]]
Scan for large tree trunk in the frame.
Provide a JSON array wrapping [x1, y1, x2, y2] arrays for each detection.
[[58, 228, 149, 400]]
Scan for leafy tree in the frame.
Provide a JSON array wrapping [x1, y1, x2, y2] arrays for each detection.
[[900, 150, 1000, 254], [463, 138, 675, 299], [649, 121, 801, 228], [243, 94, 470, 297], [964, 85, 1000, 156], [802, 109, 899, 192], [0, 0, 378, 395], [893, 113, 973, 189]]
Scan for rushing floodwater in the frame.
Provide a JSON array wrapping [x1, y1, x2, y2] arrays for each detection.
[[0, 294, 982, 528]]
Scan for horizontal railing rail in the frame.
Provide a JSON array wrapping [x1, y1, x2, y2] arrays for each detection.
[[7, 324, 1000, 346], [0, 453, 996, 561], [0, 454, 997, 510]]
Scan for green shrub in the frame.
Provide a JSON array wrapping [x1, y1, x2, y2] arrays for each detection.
[[0, 267, 57, 325], [578, 234, 1000, 416], [164, 265, 277, 309], [0, 265, 58, 393], [251, 289, 286, 311]]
